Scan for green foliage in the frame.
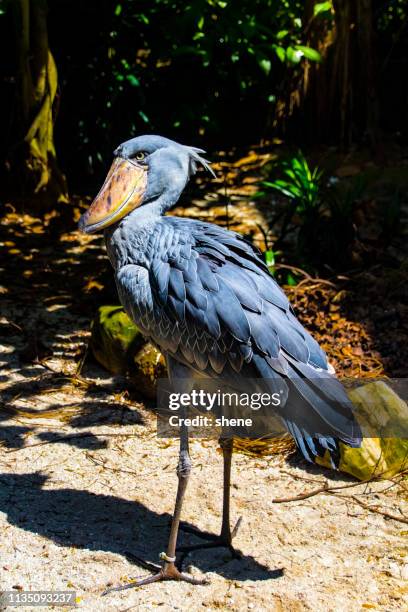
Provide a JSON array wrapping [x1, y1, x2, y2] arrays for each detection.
[[264, 249, 276, 268], [113, 0, 324, 105], [313, 1, 332, 17], [3, 0, 405, 188], [261, 151, 366, 269], [42, 0, 331, 181], [262, 151, 323, 216], [263, 246, 299, 286]]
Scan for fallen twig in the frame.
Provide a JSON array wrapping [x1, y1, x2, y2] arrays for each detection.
[[274, 263, 312, 280], [272, 469, 408, 503], [272, 470, 408, 525], [272, 480, 354, 502], [295, 277, 338, 290], [340, 494, 408, 525]]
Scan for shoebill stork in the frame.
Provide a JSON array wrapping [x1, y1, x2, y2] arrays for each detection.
[[79, 135, 361, 591]]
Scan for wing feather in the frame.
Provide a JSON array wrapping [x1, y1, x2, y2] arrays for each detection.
[[115, 217, 361, 463]]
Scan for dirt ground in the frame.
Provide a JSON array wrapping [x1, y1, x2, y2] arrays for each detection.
[[0, 161, 407, 611], [0, 356, 407, 612]]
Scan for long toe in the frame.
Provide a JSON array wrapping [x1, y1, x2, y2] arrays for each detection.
[[101, 561, 209, 595]]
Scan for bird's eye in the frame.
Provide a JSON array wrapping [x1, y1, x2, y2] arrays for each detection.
[[135, 151, 146, 161]]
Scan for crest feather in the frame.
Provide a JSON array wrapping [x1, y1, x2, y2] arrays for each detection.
[[184, 145, 216, 178]]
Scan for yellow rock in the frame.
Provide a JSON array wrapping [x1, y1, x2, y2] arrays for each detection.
[[316, 381, 408, 480], [131, 342, 167, 400]]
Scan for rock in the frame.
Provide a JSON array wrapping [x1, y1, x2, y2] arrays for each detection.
[[316, 381, 408, 480], [90, 305, 166, 398], [130, 341, 167, 400], [91, 305, 145, 374]]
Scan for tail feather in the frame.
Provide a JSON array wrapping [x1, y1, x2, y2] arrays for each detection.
[[271, 356, 362, 466]]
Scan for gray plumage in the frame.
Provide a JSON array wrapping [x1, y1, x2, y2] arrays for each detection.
[[96, 135, 361, 464]]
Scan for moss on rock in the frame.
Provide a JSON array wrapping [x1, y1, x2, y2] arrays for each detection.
[[90, 305, 166, 398], [316, 381, 408, 479], [91, 305, 145, 374]]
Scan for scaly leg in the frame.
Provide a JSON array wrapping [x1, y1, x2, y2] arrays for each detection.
[[178, 437, 242, 563], [102, 420, 208, 595]]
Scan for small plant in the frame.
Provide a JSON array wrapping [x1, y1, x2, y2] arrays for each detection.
[[256, 223, 299, 286], [261, 151, 323, 217], [259, 151, 325, 261], [260, 151, 364, 270]]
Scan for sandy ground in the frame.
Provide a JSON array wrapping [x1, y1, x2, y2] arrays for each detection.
[[0, 346, 407, 612], [0, 199, 407, 611]]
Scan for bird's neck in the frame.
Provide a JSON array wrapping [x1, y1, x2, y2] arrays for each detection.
[[104, 201, 164, 270], [104, 182, 186, 270]]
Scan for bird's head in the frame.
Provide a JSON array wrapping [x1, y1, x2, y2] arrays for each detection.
[[79, 134, 215, 234]]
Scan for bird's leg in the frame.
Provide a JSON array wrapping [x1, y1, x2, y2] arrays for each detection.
[[163, 421, 193, 566], [219, 436, 242, 545], [102, 420, 208, 595], [178, 437, 242, 562]]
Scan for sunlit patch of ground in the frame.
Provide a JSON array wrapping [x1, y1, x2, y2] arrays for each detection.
[[0, 149, 407, 610]]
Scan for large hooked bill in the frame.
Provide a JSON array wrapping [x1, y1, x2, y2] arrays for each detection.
[[79, 157, 147, 234]]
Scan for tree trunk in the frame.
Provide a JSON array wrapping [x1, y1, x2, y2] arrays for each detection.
[[285, 0, 380, 151], [356, 0, 380, 152], [10, 0, 67, 203], [332, 0, 353, 149]]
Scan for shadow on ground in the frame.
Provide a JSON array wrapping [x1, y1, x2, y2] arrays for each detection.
[[0, 471, 282, 583]]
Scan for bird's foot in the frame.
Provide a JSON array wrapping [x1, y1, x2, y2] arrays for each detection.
[[101, 553, 209, 595], [178, 517, 243, 563]]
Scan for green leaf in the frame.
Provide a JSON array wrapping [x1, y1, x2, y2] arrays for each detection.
[[262, 180, 301, 199], [197, 16, 204, 30], [283, 168, 306, 190], [276, 30, 288, 40], [286, 46, 303, 63], [114, 4, 122, 16], [252, 190, 267, 199], [259, 58, 271, 75], [314, 1, 332, 17], [286, 273, 297, 286], [265, 250, 275, 267], [273, 45, 286, 62], [126, 74, 140, 87], [138, 110, 150, 124], [295, 45, 322, 62]]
